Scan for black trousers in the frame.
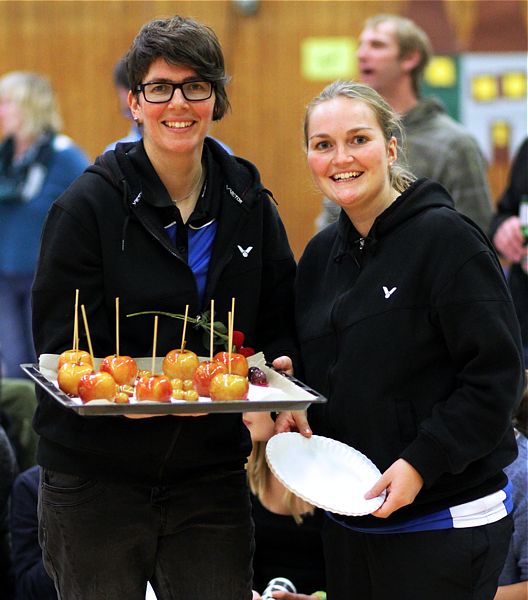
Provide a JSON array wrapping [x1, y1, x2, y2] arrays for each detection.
[[322, 515, 512, 600]]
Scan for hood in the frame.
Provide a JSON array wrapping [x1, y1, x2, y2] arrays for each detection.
[[88, 137, 272, 212], [403, 97, 447, 130], [335, 178, 455, 258]]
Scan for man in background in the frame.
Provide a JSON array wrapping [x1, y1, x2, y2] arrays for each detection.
[[315, 14, 493, 232], [103, 57, 142, 152]]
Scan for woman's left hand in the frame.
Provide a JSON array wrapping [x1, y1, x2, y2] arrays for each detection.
[[365, 458, 424, 518]]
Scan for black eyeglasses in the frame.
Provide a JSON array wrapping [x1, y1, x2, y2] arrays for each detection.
[[135, 80, 214, 103]]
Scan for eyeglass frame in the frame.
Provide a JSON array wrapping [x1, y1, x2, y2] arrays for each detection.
[[134, 80, 215, 104]]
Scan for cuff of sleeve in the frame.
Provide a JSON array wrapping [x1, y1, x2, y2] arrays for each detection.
[[400, 434, 450, 489]]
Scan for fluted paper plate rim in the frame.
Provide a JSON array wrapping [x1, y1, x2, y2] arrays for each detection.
[[266, 432, 386, 516]]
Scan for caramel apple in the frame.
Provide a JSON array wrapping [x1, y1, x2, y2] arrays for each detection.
[[77, 371, 118, 403], [135, 374, 172, 403], [57, 349, 93, 371], [193, 360, 228, 397], [162, 349, 200, 380], [100, 354, 138, 386], [57, 361, 94, 396], [209, 373, 249, 401], [213, 351, 249, 377]]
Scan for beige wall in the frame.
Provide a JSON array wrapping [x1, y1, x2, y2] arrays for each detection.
[[0, 0, 525, 257]]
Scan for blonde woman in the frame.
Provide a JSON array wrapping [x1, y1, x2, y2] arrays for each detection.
[[245, 411, 326, 598], [0, 71, 89, 376]]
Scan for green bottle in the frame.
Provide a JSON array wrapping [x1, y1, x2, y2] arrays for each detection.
[[521, 195, 528, 242]]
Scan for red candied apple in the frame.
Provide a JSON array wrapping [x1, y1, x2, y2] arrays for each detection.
[[162, 349, 199, 380], [135, 375, 172, 403], [100, 355, 138, 386], [213, 351, 249, 377], [57, 349, 93, 371], [193, 361, 228, 397], [209, 373, 249, 401], [77, 371, 118, 403], [57, 361, 94, 396]]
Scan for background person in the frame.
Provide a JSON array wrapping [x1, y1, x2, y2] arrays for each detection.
[[0, 407, 18, 600], [277, 80, 524, 600], [103, 56, 142, 152], [0, 71, 89, 378], [489, 137, 528, 365], [244, 410, 325, 598], [10, 465, 57, 600], [315, 14, 493, 233], [32, 15, 297, 599], [494, 371, 528, 600]]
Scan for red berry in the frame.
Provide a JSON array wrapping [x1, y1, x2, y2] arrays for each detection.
[[238, 346, 255, 358], [232, 330, 245, 349]]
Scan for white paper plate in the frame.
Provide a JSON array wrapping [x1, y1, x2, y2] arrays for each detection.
[[266, 432, 386, 516]]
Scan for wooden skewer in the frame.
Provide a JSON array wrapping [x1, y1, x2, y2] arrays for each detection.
[[80, 304, 94, 365], [180, 304, 189, 353], [227, 311, 233, 374], [115, 297, 120, 357], [210, 299, 215, 362], [73, 289, 79, 351], [231, 297, 236, 351], [151, 315, 158, 375]]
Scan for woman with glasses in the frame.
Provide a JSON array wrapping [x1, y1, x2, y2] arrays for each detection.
[[32, 16, 297, 599]]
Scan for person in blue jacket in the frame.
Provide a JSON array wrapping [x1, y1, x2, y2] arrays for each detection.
[[0, 71, 89, 377]]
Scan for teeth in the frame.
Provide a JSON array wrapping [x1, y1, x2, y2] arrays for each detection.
[[165, 121, 193, 129], [332, 171, 361, 181]]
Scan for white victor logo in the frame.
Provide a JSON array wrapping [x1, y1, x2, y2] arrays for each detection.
[[383, 286, 397, 299], [237, 245, 253, 258]]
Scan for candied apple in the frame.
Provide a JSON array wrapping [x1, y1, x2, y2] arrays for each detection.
[[163, 349, 199, 380], [100, 354, 138, 386], [193, 361, 228, 397], [135, 375, 172, 403], [57, 350, 93, 371], [209, 373, 249, 401], [213, 351, 249, 377], [77, 371, 118, 403], [57, 361, 94, 396]]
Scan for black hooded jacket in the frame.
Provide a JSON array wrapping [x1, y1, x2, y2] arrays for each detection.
[[32, 138, 297, 484], [296, 179, 525, 527]]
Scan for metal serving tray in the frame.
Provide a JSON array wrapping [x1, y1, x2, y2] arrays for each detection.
[[21, 355, 326, 417]]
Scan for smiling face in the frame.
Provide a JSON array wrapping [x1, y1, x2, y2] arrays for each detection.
[[357, 21, 405, 96], [129, 58, 215, 159], [306, 95, 397, 230]]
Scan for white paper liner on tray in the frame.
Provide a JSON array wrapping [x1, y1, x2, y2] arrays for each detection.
[[37, 352, 316, 406], [266, 432, 386, 516]]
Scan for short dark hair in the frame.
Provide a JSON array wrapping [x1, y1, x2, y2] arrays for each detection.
[[125, 15, 230, 121]]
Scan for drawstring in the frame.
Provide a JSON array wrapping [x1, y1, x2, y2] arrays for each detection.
[[121, 215, 130, 252], [121, 179, 132, 252]]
